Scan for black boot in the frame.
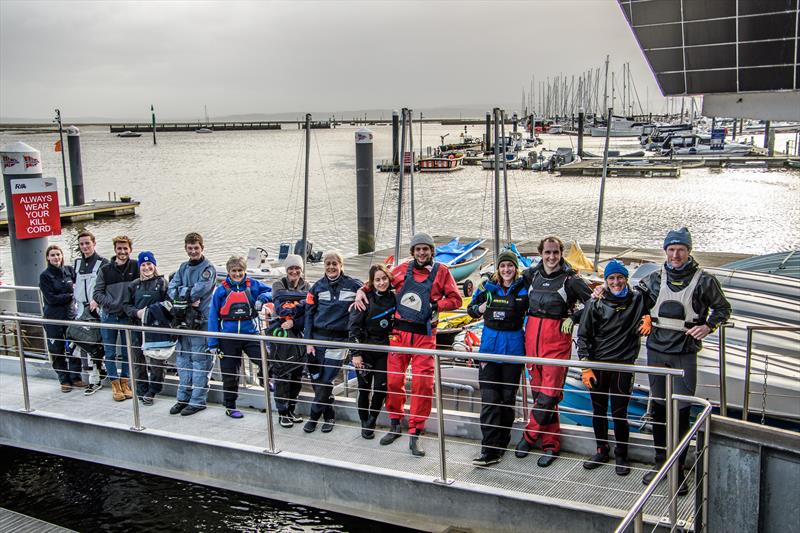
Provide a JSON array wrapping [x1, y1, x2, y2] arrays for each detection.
[[583, 445, 610, 470], [380, 420, 401, 445], [409, 433, 425, 457], [361, 419, 375, 439]]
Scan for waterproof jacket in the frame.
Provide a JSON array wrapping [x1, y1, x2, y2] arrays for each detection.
[[638, 258, 731, 355], [93, 259, 139, 317], [207, 275, 272, 348], [167, 256, 217, 320], [40, 264, 77, 320], [305, 274, 363, 340], [576, 288, 648, 363], [272, 276, 310, 336], [348, 288, 396, 355], [123, 276, 169, 321], [467, 277, 528, 359], [73, 253, 109, 307], [388, 259, 462, 335]]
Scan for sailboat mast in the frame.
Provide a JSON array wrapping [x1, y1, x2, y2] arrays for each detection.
[[500, 110, 511, 243], [394, 108, 408, 267], [302, 113, 311, 270], [593, 107, 613, 271], [603, 55, 609, 115], [407, 109, 416, 236], [492, 108, 501, 263]]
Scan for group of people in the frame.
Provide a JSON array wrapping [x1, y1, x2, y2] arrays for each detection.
[[39, 227, 731, 483]]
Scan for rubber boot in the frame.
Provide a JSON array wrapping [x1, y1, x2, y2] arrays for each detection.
[[380, 420, 401, 446], [409, 433, 425, 457], [111, 380, 125, 402], [120, 378, 134, 400]]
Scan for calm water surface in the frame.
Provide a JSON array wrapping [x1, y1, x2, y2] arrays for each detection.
[[1, 124, 798, 279], [0, 446, 418, 532]]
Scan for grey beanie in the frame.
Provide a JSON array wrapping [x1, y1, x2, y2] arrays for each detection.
[[284, 254, 303, 271], [409, 232, 435, 253], [663, 227, 692, 250]]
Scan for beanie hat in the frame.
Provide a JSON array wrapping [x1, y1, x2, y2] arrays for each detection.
[[138, 251, 156, 266], [284, 254, 303, 271], [496, 249, 519, 269], [603, 259, 629, 279], [663, 227, 692, 250], [409, 232, 435, 253]]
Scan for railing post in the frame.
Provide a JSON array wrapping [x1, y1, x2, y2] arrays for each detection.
[[633, 511, 643, 533], [124, 329, 144, 431], [701, 413, 711, 532], [518, 368, 529, 421], [666, 374, 678, 526], [741, 327, 753, 421], [14, 319, 33, 412], [718, 323, 730, 417], [260, 339, 277, 454], [433, 354, 452, 485]]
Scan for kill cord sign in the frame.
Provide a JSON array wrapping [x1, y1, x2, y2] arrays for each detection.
[[10, 177, 61, 239]]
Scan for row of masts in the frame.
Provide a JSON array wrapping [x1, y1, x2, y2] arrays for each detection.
[[520, 56, 702, 121]]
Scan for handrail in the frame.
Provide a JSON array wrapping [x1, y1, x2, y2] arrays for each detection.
[[0, 314, 685, 377], [716, 321, 734, 417], [742, 325, 800, 421], [615, 395, 713, 533]]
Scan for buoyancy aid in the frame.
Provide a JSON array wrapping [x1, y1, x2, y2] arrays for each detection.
[[527, 269, 572, 319], [364, 291, 396, 339], [219, 278, 256, 321], [73, 256, 102, 306], [483, 280, 528, 331], [651, 267, 702, 331], [396, 262, 439, 335]]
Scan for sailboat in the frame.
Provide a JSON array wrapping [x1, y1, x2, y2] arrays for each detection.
[[196, 105, 213, 133]]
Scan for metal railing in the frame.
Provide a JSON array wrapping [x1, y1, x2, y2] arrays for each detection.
[[616, 395, 713, 533], [741, 325, 800, 422]]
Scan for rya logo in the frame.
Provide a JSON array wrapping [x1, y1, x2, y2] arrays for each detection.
[[24, 155, 39, 169], [2, 155, 19, 169]]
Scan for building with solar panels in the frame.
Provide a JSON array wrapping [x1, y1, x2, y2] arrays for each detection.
[[618, 0, 799, 120]]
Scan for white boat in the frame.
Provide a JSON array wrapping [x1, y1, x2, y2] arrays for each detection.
[[548, 124, 563, 134], [658, 133, 760, 156], [117, 131, 142, 138], [195, 128, 213, 134], [418, 153, 464, 172], [590, 115, 650, 137], [481, 152, 522, 170]]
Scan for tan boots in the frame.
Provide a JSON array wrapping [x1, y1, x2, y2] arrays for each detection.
[[111, 379, 133, 401], [111, 380, 125, 401]]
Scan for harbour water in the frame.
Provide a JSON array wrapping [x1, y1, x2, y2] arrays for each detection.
[[1, 124, 798, 281], [0, 445, 419, 532]]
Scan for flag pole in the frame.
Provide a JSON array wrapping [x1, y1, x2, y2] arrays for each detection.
[[54, 108, 70, 206]]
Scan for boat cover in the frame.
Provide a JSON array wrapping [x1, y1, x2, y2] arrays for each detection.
[[722, 251, 799, 279], [435, 238, 483, 266]]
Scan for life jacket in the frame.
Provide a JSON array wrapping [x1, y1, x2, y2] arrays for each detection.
[[73, 256, 102, 306], [483, 280, 528, 331], [527, 269, 572, 319], [132, 277, 167, 314], [651, 267, 702, 332], [364, 291, 396, 339], [396, 262, 439, 335], [219, 278, 256, 321]]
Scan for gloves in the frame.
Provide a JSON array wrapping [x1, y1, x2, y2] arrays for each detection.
[[639, 315, 652, 335], [207, 347, 223, 359], [582, 369, 597, 389], [560, 317, 574, 334]]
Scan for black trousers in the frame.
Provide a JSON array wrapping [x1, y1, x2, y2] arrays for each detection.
[[45, 323, 82, 385], [589, 369, 633, 457], [275, 365, 303, 415], [219, 338, 262, 409], [478, 362, 523, 455], [355, 350, 388, 422], [131, 332, 166, 398], [651, 401, 692, 467]]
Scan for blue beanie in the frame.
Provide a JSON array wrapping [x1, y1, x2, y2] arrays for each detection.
[[603, 259, 629, 279], [138, 251, 157, 266], [663, 227, 692, 250]]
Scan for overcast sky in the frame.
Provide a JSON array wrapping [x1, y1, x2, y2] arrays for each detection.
[[0, 0, 668, 121]]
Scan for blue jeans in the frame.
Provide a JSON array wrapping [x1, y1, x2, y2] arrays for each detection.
[[100, 313, 131, 380], [308, 346, 344, 420], [175, 334, 211, 407]]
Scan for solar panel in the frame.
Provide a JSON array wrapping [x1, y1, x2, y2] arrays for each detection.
[[619, 0, 799, 95]]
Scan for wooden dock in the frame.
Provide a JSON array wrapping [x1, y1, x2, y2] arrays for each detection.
[[110, 123, 280, 133], [0, 508, 76, 533], [559, 159, 682, 178], [0, 200, 139, 230]]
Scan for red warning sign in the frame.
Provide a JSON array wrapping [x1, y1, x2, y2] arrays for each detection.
[[10, 177, 61, 239]]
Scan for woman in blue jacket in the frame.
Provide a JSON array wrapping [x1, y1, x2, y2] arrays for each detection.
[[207, 256, 272, 419], [467, 250, 529, 466], [303, 250, 363, 433], [39, 244, 81, 392]]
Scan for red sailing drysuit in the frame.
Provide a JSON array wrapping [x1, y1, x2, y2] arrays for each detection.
[[521, 260, 591, 452], [384, 259, 461, 435]]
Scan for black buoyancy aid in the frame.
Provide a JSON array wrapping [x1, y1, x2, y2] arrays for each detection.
[[365, 291, 396, 339], [396, 262, 439, 334], [133, 277, 166, 312], [219, 279, 256, 321], [527, 269, 572, 319], [484, 282, 528, 331]]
